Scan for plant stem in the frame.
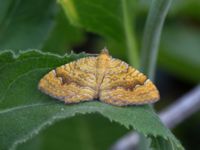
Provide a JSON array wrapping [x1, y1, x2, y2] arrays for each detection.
[[160, 85, 200, 128], [140, 0, 172, 80], [122, 0, 139, 68]]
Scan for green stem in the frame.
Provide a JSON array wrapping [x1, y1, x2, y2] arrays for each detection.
[[122, 0, 139, 68], [140, 0, 172, 80]]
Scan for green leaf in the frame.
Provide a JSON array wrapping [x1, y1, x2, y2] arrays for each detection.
[[0, 50, 183, 150], [42, 7, 84, 54], [140, 0, 172, 80], [170, 0, 200, 19], [0, 0, 56, 51], [17, 114, 128, 150], [58, 0, 139, 67], [159, 25, 200, 82]]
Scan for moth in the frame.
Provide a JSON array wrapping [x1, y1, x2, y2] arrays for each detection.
[[38, 49, 159, 106]]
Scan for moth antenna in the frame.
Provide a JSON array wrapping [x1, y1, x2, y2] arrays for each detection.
[[101, 47, 109, 55]]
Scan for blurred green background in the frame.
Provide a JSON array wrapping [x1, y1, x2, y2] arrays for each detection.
[[0, 0, 200, 149]]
